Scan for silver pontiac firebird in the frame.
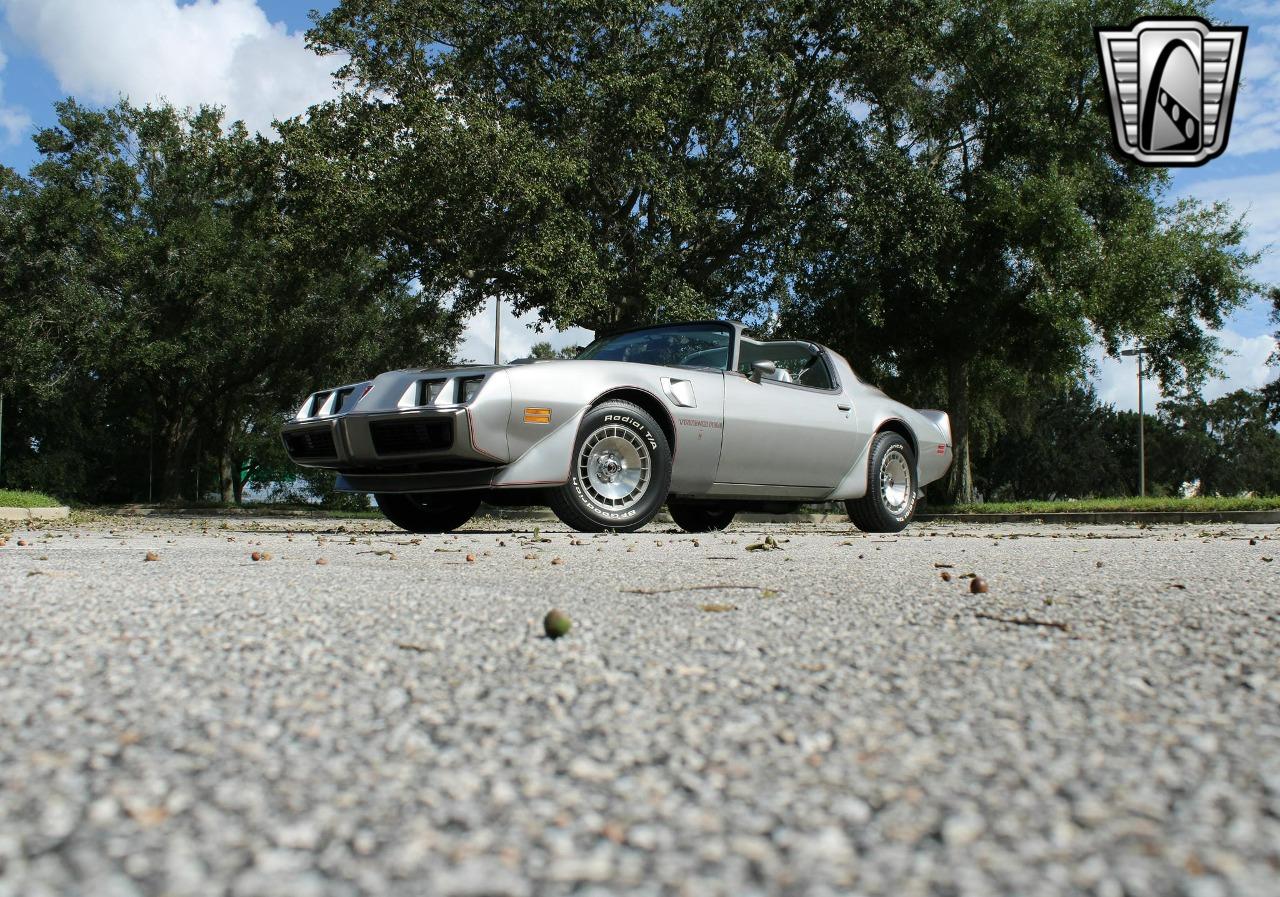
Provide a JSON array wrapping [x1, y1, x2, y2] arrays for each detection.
[[282, 321, 952, 533]]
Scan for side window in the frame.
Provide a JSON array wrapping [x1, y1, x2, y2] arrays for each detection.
[[788, 355, 835, 390], [736, 343, 837, 390]]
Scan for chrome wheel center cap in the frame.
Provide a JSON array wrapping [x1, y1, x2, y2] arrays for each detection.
[[597, 454, 623, 481]]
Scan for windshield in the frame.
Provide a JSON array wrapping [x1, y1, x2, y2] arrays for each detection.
[[576, 323, 733, 370]]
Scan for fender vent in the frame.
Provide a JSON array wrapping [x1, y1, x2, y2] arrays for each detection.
[[370, 418, 454, 455], [284, 427, 337, 459]]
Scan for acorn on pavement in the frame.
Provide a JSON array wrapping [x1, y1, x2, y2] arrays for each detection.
[[543, 610, 572, 639]]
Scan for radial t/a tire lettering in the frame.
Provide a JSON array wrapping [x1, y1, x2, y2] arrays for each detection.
[[846, 432, 918, 533], [547, 400, 672, 533]]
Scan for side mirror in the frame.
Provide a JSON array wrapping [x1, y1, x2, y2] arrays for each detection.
[[750, 360, 776, 383]]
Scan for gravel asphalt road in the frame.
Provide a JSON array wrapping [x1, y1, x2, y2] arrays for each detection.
[[1, 514, 1278, 897]]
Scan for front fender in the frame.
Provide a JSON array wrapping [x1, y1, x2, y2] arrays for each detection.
[[491, 408, 586, 488]]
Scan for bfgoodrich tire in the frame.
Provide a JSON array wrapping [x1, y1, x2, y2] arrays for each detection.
[[547, 400, 672, 532], [668, 502, 736, 533], [846, 431, 918, 533], [375, 492, 482, 533]]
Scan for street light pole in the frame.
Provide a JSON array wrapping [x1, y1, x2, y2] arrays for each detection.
[[1136, 351, 1145, 498], [1121, 347, 1150, 497], [493, 296, 502, 365]]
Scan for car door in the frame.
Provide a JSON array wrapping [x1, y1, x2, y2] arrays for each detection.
[[715, 355, 857, 488]]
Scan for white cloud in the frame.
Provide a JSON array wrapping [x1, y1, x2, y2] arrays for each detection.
[[1178, 169, 1280, 285], [1090, 327, 1278, 412], [455, 298, 594, 365], [1232, 2, 1280, 20], [0, 42, 32, 144], [1201, 4, 1280, 156], [1205, 327, 1280, 399], [1092, 345, 1155, 412], [1, 0, 343, 134]]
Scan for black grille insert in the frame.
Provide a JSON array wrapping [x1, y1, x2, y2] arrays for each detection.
[[284, 427, 337, 459], [369, 418, 454, 455]]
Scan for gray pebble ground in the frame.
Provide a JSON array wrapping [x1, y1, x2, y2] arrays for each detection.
[[1, 514, 1278, 897]]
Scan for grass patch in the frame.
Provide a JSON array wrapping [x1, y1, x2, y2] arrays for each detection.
[[927, 496, 1280, 514], [188, 500, 385, 518], [0, 489, 63, 508], [99, 501, 390, 519]]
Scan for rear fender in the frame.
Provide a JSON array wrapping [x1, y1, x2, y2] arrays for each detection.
[[825, 411, 949, 500], [913, 410, 952, 487], [826, 436, 874, 501]]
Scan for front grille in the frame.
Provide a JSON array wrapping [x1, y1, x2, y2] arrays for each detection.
[[284, 427, 337, 459], [369, 418, 454, 455]]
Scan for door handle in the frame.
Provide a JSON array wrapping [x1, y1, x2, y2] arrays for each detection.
[[837, 403, 852, 412]]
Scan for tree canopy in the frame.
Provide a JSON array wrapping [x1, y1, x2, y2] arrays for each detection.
[[303, 0, 953, 330], [1, 100, 458, 501]]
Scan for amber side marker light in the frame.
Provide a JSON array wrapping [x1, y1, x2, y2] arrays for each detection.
[[524, 407, 552, 424]]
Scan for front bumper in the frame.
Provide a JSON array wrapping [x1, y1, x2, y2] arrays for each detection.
[[281, 408, 506, 494]]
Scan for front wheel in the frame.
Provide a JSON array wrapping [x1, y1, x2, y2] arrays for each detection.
[[375, 492, 482, 533], [668, 502, 736, 533], [846, 432, 918, 533], [547, 400, 672, 532]]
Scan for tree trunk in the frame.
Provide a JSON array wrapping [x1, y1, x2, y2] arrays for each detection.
[[157, 416, 194, 502], [215, 413, 235, 504], [945, 357, 975, 504], [218, 448, 235, 504], [233, 462, 247, 505], [583, 288, 646, 332], [214, 406, 243, 504]]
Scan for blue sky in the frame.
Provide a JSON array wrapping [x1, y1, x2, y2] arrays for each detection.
[[1, 0, 1276, 404]]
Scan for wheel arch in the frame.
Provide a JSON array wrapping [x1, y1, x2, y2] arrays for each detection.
[[590, 387, 677, 456], [875, 418, 918, 462]]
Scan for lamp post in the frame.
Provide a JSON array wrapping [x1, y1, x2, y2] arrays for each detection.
[[493, 296, 502, 365], [1120, 347, 1151, 497]]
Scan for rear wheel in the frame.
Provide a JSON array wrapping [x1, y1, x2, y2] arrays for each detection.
[[668, 502, 736, 532], [375, 492, 482, 533], [547, 400, 672, 532], [846, 432, 918, 533]]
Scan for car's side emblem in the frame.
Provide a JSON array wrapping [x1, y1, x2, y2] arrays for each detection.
[[1095, 17, 1246, 166]]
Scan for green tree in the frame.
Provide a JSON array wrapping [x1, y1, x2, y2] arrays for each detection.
[[303, 0, 938, 331], [974, 384, 1129, 500], [528, 340, 578, 360], [2, 99, 460, 502], [968, 384, 1280, 501], [1158, 390, 1280, 496], [778, 0, 1260, 501]]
